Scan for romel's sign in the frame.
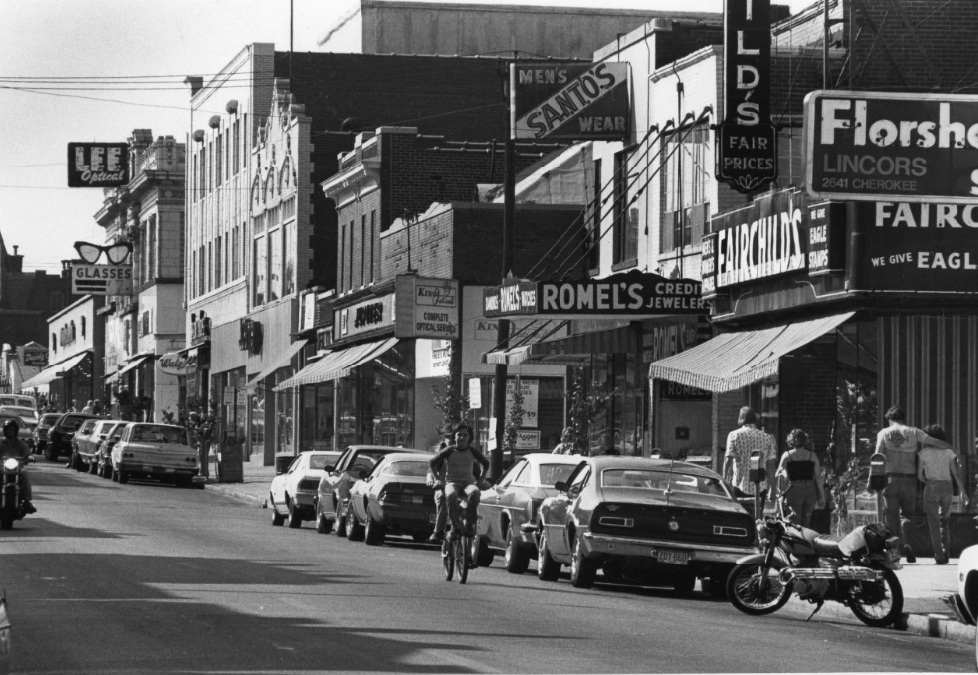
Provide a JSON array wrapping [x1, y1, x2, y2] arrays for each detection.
[[805, 90, 978, 203], [483, 271, 707, 319]]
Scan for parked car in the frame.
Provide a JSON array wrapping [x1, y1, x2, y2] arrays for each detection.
[[0, 395, 36, 412], [950, 543, 978, 668], [95, 421, 129, 479], [110, 423, 198, 486], [345, 453, 438, 545], [32, 413, 62, 454], [269, 451, 340, 528], [534, 456, 757, 594], [73, 419, 124, 474], [45, 413, 99, 461], [69, 418, 101, 471], [476, 453, 583, 573], [315, 445, 428, 536]]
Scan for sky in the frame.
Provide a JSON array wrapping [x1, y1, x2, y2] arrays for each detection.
[[0, 0, 816, 273]]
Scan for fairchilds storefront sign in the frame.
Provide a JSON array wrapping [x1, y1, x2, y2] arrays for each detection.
[[483, 270, 708, 319]]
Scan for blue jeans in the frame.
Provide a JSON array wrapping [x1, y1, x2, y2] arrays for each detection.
[[923, 480, 953, 560], [882, 476, 918, 548], [445, 481, 480, 534]]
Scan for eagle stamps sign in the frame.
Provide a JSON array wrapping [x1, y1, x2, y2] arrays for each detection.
[[716, 0, 777, 193], [805, 90, 978, 203], [511, 62, 629, 141], [67, 142, 129, 188]]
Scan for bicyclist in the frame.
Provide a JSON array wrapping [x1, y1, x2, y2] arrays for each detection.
[[427, 422, 489, 540]]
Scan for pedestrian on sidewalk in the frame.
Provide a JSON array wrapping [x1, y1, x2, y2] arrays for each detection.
[[918, 424, 967, 565], [875, 405, 952, 563], [775, 429, 826, 528], [723, 407, 777, 501]]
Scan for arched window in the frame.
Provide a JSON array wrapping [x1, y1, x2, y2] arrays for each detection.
[[51, 333, 57, 352]]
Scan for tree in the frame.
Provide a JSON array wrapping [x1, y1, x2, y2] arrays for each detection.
[[564, 368, 614, 456], [431, 372, 469, 440], [502, 378, 526, 458]]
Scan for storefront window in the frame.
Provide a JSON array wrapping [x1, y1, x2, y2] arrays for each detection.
[[370, 342, 415, 447], [336, 373, 358, 449], [253, 237, 267, 307], [275, 369, 294, 454], [251, 384, 265, 448], [283, 221, 296, 297], [835, 320, 879, 470], [317, 384, 334, 451], [269, 228, 282, 302]]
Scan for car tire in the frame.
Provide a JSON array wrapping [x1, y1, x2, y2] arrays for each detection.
[[504, 523, 531, 574], [271, 501, 285, 527], [346, 513, 365, 542], [569, 535, 596, 589], [316, 510, 333, 535], [334, 509, 347, 538], [72, 452, 84, 472], [287, 498, 302, 529], [537, 528, 561, 581], [364, 515, 385, 546], [117, 469, 129, 485], [43, 446, 55, 462], [88, 458, 98, 475], [473, 535, 495, 567]]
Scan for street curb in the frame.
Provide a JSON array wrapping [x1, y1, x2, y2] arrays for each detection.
[[201, 482, 267, 508], [782, 597, 975, 645]]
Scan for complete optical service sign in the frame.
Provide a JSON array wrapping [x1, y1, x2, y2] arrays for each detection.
[[805, 90, 978, 203]]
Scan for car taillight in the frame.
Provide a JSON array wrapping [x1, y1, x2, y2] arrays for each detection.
[[298, 478, 318, 491], [377, 488, 389, 503]]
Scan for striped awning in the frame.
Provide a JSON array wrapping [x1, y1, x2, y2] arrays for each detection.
[[21, 351, 91, 390], [649, 312, 855, 393], [245, 339, 308, 392], [273, 338, 398, 391]]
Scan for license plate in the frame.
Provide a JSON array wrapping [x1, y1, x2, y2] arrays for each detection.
[[411, 495, 423, 504], [428, 513, 437, 524], [654, 549, 689, 565]]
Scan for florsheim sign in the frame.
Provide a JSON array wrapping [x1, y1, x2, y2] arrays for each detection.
[[511, 62, 629, 141], [805, 90, 978, 203], [483, 271, 708, 319]]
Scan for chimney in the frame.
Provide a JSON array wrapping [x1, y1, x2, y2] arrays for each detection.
[[8, 246, 22, 274], [184, 76, 204, 97]]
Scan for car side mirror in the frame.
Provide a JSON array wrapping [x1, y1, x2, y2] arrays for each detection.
[[112, 435, 121, 441], [324, 465, 335, 473], [358, 470, 368, 479], [554, 480, 568, 493]]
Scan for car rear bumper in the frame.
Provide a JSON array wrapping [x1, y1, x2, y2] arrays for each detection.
[[378, 503, 436, 527], [582, 531, 756, 565], [116, 461, 198, 477], [294, 491, 317, 508]]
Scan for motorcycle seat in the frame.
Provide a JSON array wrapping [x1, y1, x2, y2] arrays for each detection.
[[813, 533, 845, 557]]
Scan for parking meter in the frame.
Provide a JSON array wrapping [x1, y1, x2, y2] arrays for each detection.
[[868, 452, 887, 491], [748, 450, 766, 485]]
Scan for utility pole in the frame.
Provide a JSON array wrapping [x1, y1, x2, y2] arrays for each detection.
[[490, 58, 517, 480]]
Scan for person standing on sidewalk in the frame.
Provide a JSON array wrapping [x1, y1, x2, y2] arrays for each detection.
[[875, 405, 952, 563], [775, 429, 826, 528], [918, 424, 967, 565], [723, 407, 778, 501]]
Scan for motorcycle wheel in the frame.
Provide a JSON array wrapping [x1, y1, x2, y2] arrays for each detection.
[[847, 565, 904, 628], [726, 561, 791, 615]]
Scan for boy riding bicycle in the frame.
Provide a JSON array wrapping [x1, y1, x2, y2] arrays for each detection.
[[427, 422, 490, 542]]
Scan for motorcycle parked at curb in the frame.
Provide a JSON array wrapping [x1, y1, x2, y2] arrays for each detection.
[[726, 504, 905, 628], [1, 455, 35, 530]]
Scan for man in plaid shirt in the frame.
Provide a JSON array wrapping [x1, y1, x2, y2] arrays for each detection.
[[723, 406, 778, 500]]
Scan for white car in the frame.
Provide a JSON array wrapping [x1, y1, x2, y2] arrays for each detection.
[[111, 423, 198, 487], [270, 451, 338, 529], [951, 544, 978, 669]]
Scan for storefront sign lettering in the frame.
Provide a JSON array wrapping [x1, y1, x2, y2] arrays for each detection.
[[67, 142, 129, 188], [335, 294, 395, 341], [394, 276, 460, 340], [354, 302, 384, 329], [806, 201, 845, 275]]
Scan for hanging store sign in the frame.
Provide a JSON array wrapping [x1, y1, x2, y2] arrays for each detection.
[[23, 351, 48, 368], [70, 263, 133, 295], [857, 200, 978, 292], [511, 62, 629, 141], [159, 350, 198, 376], [805, 90, 978, 203], [335, 294, 394, 341], [483, 270, 707, 319], [703, 188, 806, 293], [806, 201, 846, 275], [67, 142, 129, 188], [394, 275, 459, 340], [716, 0, 777, 193]]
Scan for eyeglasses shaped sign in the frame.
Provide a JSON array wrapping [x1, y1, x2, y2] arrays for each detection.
[[74, 241, 132, 265]]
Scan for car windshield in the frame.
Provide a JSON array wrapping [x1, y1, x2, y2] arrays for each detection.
[[39, 415, 60, 426], [0, 407, 36, 419], [131, 425, 189, 444], [63, 416, 90, 430], [308, 454, 337, 470], [0, 397, 34, 409], [384, 460, 428, 477], [539, 463, 577, 486], [601, 469, 731, 498]]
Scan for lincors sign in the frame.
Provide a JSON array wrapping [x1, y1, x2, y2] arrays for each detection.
[[805, 90, 978, 203], [511, 62, 629, 141], [67, 143, 129, 188]]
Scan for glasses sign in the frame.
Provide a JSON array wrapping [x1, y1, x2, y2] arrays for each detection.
[[74, 241, 132, 265]]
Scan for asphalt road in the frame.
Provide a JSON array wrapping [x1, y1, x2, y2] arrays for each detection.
[[1, 461, 972, 674]]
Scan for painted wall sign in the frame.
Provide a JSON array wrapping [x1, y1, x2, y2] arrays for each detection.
[[394, 275, 460, 340], [511, 62, 630, 141], [483, 270, 707, 319], [67, 142, 129, 187], [706, 188, 806, 290], [805, 90, 978, 203], [858, 200, 978, 292], [806, 201, 846, 275], [70, 263, 133, 295], [717, 0, 777, 193]]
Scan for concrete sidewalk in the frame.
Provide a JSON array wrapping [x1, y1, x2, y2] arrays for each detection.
[[200, 455, 974, 646]]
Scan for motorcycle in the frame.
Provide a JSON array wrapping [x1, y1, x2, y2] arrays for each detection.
[[1, 456, 35, 530], [726, 503, 905, 628]]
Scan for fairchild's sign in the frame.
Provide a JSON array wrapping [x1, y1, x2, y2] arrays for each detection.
[[67, 142, 129, 188], [805, 90, 978, 203], [511, 62, 629, 141]]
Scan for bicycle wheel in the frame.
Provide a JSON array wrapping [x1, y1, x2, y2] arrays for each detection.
[[456, 535, 470, 584], [442, 537, 454, 581]]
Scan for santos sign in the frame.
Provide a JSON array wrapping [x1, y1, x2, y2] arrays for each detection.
[[805, 90, 978, 203]]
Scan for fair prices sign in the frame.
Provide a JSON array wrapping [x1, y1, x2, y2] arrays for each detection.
[[805, 90, 978, 203], [511, 62, 629, 141], [708, 188, 806, 289], [67, 142, 129, 188], [858, 201, 978, 292]]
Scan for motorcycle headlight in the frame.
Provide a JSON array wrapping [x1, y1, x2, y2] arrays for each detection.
[[4, 458, 19, 471]]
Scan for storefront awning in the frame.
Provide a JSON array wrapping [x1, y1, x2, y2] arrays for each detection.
[[245, 339, 308, 392], [648, 312, 855, 393], [21, 351, 92, 390], [115, 352, 156, 379], [485, 323, 634, 366], [273, 338, 398, 391]]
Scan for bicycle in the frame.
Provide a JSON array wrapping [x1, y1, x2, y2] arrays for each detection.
[[441, 493, 475, 584]]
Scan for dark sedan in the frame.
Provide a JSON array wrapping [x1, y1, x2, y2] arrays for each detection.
[[476, 453, 583, 573], [346, 453, 437, 545], [535, 456, 757, 595]]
